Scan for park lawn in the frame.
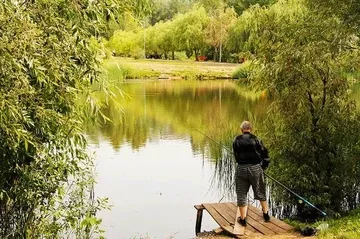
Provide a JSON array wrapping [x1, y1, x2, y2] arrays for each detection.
[[102, 57, 240, 80]]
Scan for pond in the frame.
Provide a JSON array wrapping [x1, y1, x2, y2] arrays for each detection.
[[86, 79, 272, 239]]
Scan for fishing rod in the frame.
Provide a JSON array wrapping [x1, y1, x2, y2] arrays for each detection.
[[195, 129, 327, 216]]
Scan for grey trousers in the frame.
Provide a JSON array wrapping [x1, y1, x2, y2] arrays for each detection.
[[235, 163, 266, 206]]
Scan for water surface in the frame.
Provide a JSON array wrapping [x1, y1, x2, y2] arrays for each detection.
[[87, 80, 269, 238]]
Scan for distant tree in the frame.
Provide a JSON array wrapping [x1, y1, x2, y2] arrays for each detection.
[[205, 7, 237, 61], [226, 8, 258, 57], [174, 6, 210, 60], [107, 30, 143, 57], [198, 0, 225, 12], [148, 0, 194, 25], [156, 21, 178, 59], [226, 0, 275, 15], [143, 24, 162, 58]]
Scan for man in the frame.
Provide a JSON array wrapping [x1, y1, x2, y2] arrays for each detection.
[[233, 121, 270, 226]]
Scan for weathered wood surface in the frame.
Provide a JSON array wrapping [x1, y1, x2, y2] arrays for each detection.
[[233, 206, 246, 236], [194, 202, 294, 237]]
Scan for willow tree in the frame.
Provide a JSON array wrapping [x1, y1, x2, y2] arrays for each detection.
[[173, 6, 209, 60], [235, 0, 360, 217], [0, 0, 147, 237], [205, 7, 237, 62]]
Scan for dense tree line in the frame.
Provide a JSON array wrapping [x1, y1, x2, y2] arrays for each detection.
[[106, 0, 272, 62]]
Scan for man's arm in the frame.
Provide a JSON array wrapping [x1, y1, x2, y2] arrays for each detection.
[[233, 140, 238, 158], [259, 140, 270, 170]]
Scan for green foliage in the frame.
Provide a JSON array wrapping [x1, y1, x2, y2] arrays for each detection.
[[232, 61, 252, 79], [0, 0, 137, 237], [103, 0, 281, 62], [226, 0, 275, 15], [308, 0, 360, 33], [107, 30, 143, 58], [173, 6, 210, 60], [205, 7, 238, 62], [105, 4, 241, 61], [233, 0, 360, 216], [154, 21, 178, 59], [148, 0, 194, 25]]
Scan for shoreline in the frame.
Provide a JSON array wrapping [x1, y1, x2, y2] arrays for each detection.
[[102, 57, 241, 80]]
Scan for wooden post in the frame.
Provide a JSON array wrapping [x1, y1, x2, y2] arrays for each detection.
[[194, 205, 205, 235]]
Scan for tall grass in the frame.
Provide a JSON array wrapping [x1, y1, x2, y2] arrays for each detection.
[[208, 129, 238, 200], [102, 61, 161, 81], [232, 61, 252, 79]]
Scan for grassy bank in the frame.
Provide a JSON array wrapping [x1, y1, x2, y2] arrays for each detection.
[[101, 57, 241, 80], [288, 207, 360, 239]]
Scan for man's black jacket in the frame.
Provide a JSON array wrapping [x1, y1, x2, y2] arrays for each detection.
[[233, 132, 270, 168]]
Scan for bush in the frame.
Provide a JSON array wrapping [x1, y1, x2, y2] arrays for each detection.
[[0, 1, 126, 237], [232, 62, 251, 79]]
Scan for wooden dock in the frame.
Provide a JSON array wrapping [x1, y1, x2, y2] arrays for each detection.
[[194, 202, 294, 237]]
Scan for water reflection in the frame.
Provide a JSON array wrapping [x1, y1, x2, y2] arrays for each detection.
[[87, 80, 269, 238], [87, 80, 269, 153]]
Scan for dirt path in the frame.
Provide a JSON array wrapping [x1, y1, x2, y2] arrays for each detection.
[[120, 59, 238, 73], [105, 58, 240, 78]]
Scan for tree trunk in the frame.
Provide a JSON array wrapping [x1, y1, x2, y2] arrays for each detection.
[[214, 47, 218, 62], [194, 49, 199, 61]]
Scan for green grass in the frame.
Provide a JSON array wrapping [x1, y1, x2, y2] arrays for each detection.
[[100, 57, 238, 80], [287, 208, 360, 239], [101, 60, 161, 81], [231, 61, 251, 79]]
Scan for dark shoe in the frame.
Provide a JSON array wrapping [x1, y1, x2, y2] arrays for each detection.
[[263, 212, 270, 222], [237, 217, 247, 227], [301, 227, 317, 236]]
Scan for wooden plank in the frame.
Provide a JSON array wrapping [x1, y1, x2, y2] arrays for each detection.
[[223, 225, 237, 236], [203, 203, 230, 227], [227, 202, 276, 235], [223, 202, 260, 234], [246, 215, 276, 235], [248, 204, 294, 231], [247, 209, 287, 234], [197, 202, 294, 238], [232, 202, 293, 231], [233, 206, 246, 236], [203, 203, 255, 237], [211, 203, 236, 225], [223, 202, 237, 212]]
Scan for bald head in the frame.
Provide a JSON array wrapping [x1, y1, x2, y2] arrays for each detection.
[[240, 121, 252, 132]]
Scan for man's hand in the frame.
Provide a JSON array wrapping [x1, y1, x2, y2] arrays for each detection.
[[261, 159, 269, 170]]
